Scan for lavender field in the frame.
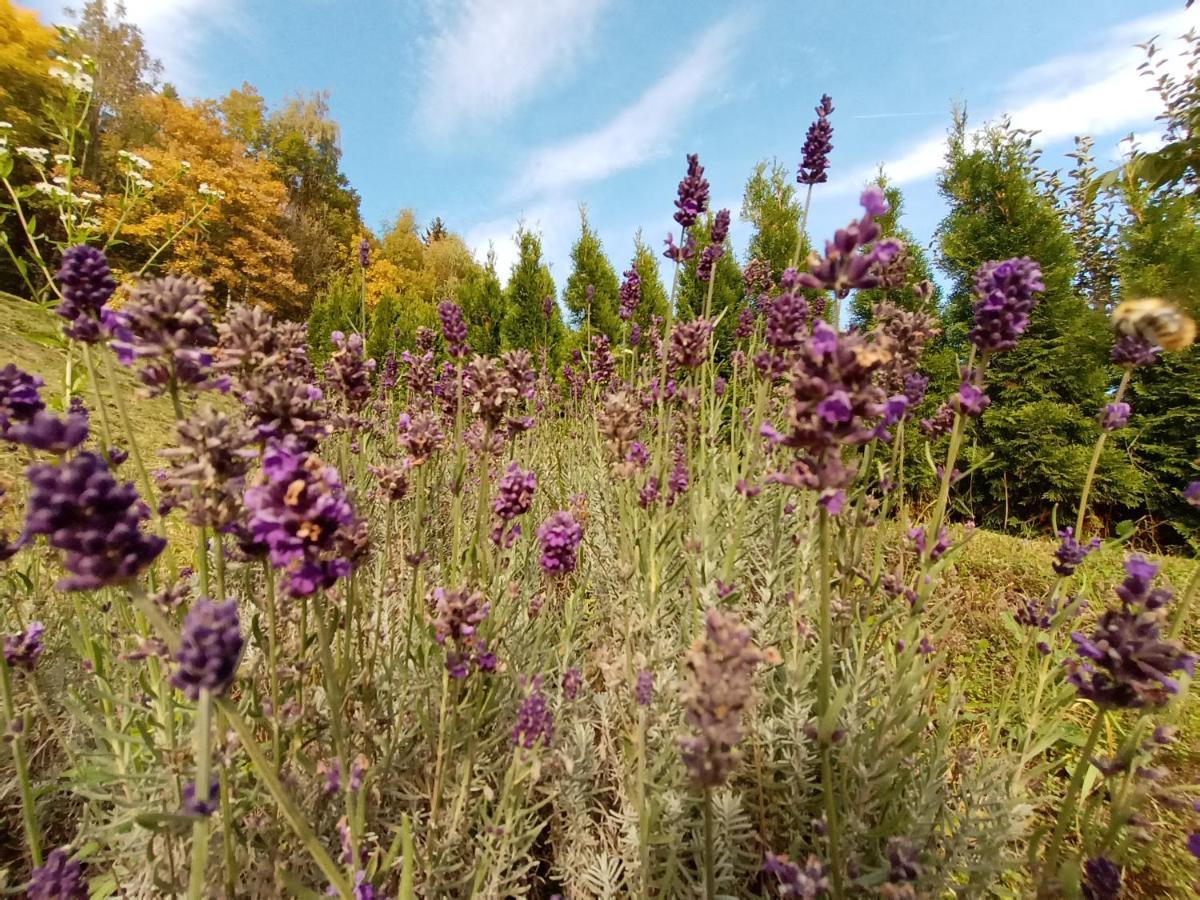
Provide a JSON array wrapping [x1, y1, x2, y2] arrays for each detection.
[[2, 1, 1200, 898]]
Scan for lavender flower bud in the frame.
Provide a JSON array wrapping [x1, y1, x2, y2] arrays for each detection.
[[619, 267, 641, 321], [536, 511, 583, 576], [358, 237, 370, 269], [797, 93, 834, 185], [673, 153, 709, 228], [182, 777, 219, 816], [679, 607, 767, 787], [512, 674, 553, 749], [1052, 527, 1101, 576], [968, 257, 1045, 353], [1082, 856, 1121, 900], [4, 621, 45, 672], [55, 245, 115, 343], [1101, 402, 1130, 431], [22, 452, 165, 590], [562, 666, 582, 700], [0, 364, 46, 432], [763, 852, 829, 897], [27, 847, 87, 899]]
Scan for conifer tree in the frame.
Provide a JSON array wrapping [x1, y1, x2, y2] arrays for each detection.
[[1115, 173, 1200, 543], [502, 226, 565, 365], [628, 230, 670, 332], [457, 250, 505, 356], [935, 113, 1138, 527], [740, 159, 810, 283], [563, 207, 621, 341], [365, 292, 399, 362]]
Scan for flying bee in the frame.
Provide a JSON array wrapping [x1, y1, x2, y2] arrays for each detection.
[[852, 344, 893, 368], [1112, 298, 1196, 352]]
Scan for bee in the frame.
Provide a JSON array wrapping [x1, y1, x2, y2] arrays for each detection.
[[852, 344, 893, 369], [1112, 298, 1196, 352]]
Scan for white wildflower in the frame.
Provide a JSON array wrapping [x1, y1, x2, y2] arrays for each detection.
[[71, 72, 94, 92], [80, 191, 102, 203], [198, 183, 226, 201], [132, 175, 153, 191], [81, 217, 102, 230], [0, 121, 12, 130], [34, 182, 69, 199], [180, 160, 192, 171], [16, 147, 49, 164], [52, 175, 68, 186], [53, 154, 72, 166]]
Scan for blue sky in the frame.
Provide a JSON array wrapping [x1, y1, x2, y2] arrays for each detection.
[[27, 0, 1200, 292]]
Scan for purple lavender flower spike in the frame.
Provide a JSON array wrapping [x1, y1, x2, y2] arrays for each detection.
[[4, 408, 89, 454], [438, 300, 469, 358], [1052, 527, 1101, 576], [4, 621, 45, 672], [1110, 333, 1159, 368], [358, 237, 370, 269], [968, 257, 1045, 353], [619, 266, 641, 321], [1186, 481, 1200, 509], [697, 209, 730, 283], [1082, 857, 1121, 900], [1101, 402, 1130, 431], [27, 847, 87, 900], [673, 153, 709, 228], [680, 607, 767, 787], [22, 452, 164, 590], [635, 669, 654, 707], [171, 598, 243, 701], [429, 585, 493, 679], [797, 93, 835, 186], [244, 442, 361, 597], [55, 245, 116, 343], [492, 462, 536, 546], [764, 852, 829, 897], [512, 674, 553, 749], [562, 666, 582, 700], [952, 381, 990, 418], [1067, 555, 1196, 709], [182, 777, 220, 816], [536, 511, 583, 576], [0, 364, 46, 432]]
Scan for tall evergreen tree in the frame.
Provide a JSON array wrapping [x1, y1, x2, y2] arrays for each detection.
[[850, 173, 941, 328], [457, 250, 505, 356], [366, 292, 400, 362], [1115, 170, 1200, 544], [628, 230, 670, 333], [502, 227, 565, 364], [740, 159, 809, 283], [562, 207, 621, 340], [935, 113, 1138, 528]]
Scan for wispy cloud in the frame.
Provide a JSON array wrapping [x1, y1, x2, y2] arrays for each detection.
[[415, 0, 613, 141], [508, 11, 754, 202], [830, 6, 1198, 194], [462, 198, 581, 284], [29, 0, 236, 93]]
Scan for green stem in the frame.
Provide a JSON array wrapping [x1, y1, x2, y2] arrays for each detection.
[[216, 698, 352, 897], [187, 689, 212, 900], [1075, 369, 1132, 540], [1042, 708, 1106, 889], [816, 509, 844, 897], [702, 788, 715, 900], [0, 656, 41, 867]]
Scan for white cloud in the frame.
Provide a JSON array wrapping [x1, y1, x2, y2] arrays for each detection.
[[29, 0, 236, 93], [829, 6, 1198, 194], [509, 12, 752, 201], [462, 198, 581, 286], [416, 0, 612, 141]]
